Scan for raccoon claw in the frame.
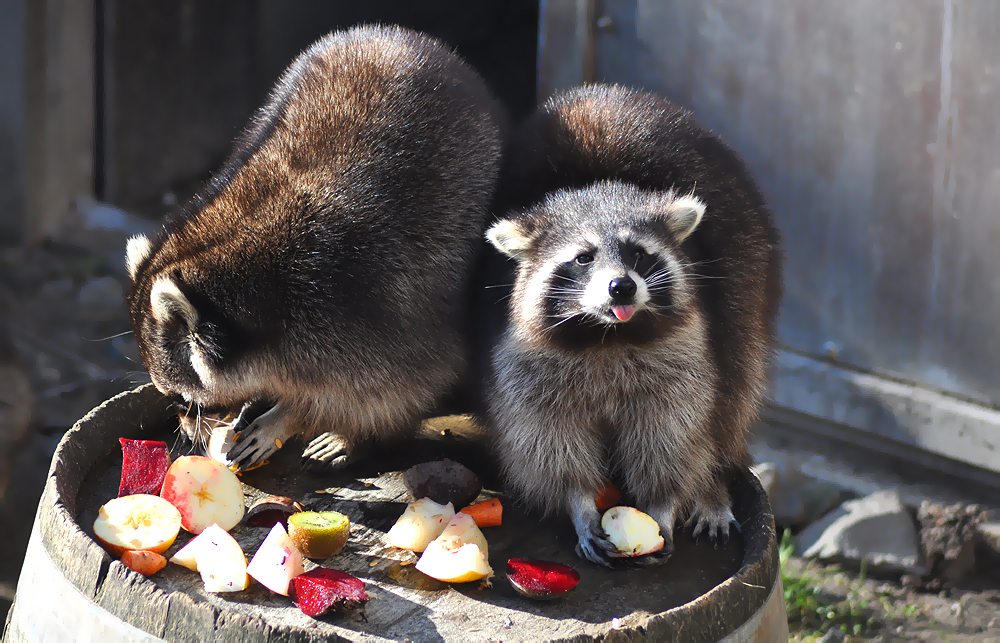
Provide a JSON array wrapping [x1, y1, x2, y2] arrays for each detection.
[[623, 542, 675, 566], [301, 432, 363, 471], [226, 404, 294, 472], [686, 506, 738, 546], [575, 535, 617, 568]]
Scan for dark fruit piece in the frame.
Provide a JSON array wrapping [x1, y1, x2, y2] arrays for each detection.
[[403, 459, 482, 508], [288, 511, 350, 558], [290, 568, 370, 617], [506, 558, 580, 600], [118, 438, 171, 496], [246, 496, 304, 528]]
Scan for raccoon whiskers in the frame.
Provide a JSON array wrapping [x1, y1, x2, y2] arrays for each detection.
[[544, 313, 581, 332]]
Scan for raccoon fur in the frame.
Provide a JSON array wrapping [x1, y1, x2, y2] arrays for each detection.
[[482, 85, 781, 566], [125, 25, 502, 471]]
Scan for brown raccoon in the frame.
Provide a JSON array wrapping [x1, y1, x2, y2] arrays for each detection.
[[482, 85, 781, 565], [125, 25, 502, 471]]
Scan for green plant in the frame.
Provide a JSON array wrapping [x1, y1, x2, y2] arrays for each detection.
[[781, 530, 876, 637]]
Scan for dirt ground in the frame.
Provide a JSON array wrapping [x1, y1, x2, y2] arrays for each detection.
[[2, 229, 999, 640]]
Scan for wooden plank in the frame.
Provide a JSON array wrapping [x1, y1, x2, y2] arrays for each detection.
[[24, 0, 95, 243], [537, 0, 596, 100]]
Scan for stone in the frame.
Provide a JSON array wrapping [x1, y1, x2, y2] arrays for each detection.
[[918, 501, 988, 585], [797, 489, 925, 576], [751, 461, 843, 528]]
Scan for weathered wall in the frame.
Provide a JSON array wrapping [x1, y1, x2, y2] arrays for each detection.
[[0, 0, 26, 245], [541, 0, 1000, 474]]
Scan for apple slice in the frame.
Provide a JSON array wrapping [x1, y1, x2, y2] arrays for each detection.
[[247, 523, 305, 596], [118, 438, 171, 497], [415, 513, 493, 583], [160, 455, 245, 534], [169, 533, 204, 571], [290, 568, 370, 617], [601, 506, 665, 557], [386, 498, 455, 552], [93, 494, 182, 557], [121, 550, 168, 576], [194, 524, 250, 592]]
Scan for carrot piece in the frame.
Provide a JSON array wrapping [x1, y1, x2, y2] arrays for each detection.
[[459, 497, 503, 528], [121, 549, 168, 576], [595, 483, 621, 511]]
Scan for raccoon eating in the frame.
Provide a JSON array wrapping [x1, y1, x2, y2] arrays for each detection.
[[125, 26, 502, 471], [481, 85, 781, 566]]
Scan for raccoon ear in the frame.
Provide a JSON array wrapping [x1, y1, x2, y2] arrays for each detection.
[[150, 276, 198, 330], [125, 234, 152, 280], [665, 195, 706, 242], [487, 219, 535, 260]]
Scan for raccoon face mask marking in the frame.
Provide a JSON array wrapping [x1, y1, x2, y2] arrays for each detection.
[[487, 182, 706, 339]]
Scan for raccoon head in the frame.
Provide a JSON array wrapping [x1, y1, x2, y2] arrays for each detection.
[[125, 233, 273, 433], [487, 181, 705, 348]]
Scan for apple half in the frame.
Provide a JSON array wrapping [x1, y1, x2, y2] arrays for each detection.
[[601, 506, 665, 557], [160, 455, 245, 534], [93, 493, 181, 557]]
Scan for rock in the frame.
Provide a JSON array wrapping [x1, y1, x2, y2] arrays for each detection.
[[77, 276, 125, 321], [797, 489, 925, 576], [975, 522, 1000, 576], [918, 501, 989, 586], [751, 461, 843, 528]]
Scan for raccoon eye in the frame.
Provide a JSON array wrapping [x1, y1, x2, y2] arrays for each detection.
[[575, 253, 594, 265], [632, 250, 645, 261]]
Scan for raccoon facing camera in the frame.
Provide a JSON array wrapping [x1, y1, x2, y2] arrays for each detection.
[[125, 25, 503, 472], [477, 84, 781, 566]]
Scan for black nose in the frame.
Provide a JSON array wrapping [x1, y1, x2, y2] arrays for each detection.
[[609, 276, 637, 300]]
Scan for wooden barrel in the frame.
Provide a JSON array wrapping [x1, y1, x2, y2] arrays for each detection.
[[3, 386, 787, 642]]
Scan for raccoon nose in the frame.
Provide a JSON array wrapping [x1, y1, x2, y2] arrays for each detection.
[[609, 276, 637, 301]]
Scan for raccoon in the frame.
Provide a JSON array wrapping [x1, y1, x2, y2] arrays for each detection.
[[125, 25, 502, 471], [482, 85, 781, 566]]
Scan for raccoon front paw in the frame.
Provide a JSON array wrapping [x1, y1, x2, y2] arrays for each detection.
[[226, 404, 295, 472], [685, 504, 740, 545], [573, 519, 619, 568], [301, 432, 366, 471]]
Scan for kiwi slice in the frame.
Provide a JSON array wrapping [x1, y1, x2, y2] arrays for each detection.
[[287, 511, 350, 559]]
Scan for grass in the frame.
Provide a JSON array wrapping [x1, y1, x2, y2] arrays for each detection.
[[780, 529, 877, 638]]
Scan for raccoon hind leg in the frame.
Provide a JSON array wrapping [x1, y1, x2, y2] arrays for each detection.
[[301, 432, 370, 471]]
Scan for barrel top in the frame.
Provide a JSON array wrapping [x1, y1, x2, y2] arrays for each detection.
[[38, 386, 779, 642]]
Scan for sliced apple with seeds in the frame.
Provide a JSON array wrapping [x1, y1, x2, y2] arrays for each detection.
[[247, 522, 305, 596], [386, 498, 455, 552], [160, 455, 245, 534], [414, 513, 493, 583], [93, 493, 181, 557], [118, 439, 172, 497], [601, 506, 665, 557], [194, 524, 250, 592]]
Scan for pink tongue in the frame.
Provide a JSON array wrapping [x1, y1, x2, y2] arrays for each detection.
[[612, 305, 635, 321]]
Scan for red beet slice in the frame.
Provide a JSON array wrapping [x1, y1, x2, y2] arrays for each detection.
[[506, 558, 580, 600], [118, 438, 171, 497], [290, 568, 370, 617]]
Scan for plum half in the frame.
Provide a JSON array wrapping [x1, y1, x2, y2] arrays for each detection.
[[505, 558, 580, 600]]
